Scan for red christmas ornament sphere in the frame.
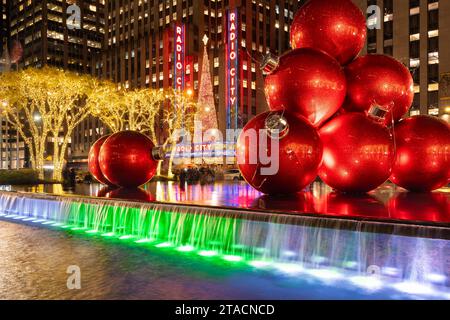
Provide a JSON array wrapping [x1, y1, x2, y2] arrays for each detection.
[[99, 131, 159, 188], [88, 135, 113, 186], [290, 0, 367, 65], [390, 116, 450, 192], [319, 113, 395, 193], [264, 48, 346, 127], [237, 111, 323, 195], [344, 54, 414, 124], [251, 193, 317, 213], [318, 192, 388, 219]]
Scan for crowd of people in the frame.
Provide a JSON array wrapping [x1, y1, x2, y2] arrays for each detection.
[[175, 166, 216, 185]]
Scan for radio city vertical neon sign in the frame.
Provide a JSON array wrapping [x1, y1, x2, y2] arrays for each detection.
[[174, 24, 185, 90], [226, 9, 239, 129]]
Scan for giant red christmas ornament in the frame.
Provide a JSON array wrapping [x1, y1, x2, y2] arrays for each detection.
[[263, 48, 346, 127], [319, 113, 395, 193], [88, 135, 113, 185], [99, 131, 160, 188], [290, 0, 367, 65], [390, 116, 450, 192], [344, 54, 414, 124], [236, 111, 323, 195]]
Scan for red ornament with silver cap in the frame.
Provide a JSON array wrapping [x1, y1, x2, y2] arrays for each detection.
[[98, 131, 163, 188], [88, 135, 114, 186], [263, 48, 347, 128], [344, 54, 414, 125], [236, 110, 323, 195]]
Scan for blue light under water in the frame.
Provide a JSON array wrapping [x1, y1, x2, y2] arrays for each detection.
[[0, 191, 449, 300]]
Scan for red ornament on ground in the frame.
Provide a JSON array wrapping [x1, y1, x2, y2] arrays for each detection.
[[290, 0, 367, 65], [99, 131, 159, 188], [88, 135, 113, 185], [344, 54, 414, 124], [263, 48, 346, 127], [390, 116, 450, 192], [319, 113, 395, 193], [236, 111, 323, 195]]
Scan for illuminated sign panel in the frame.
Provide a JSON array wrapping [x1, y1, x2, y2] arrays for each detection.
[[226, 9, 239, 129], [174, 24, 185, 90]]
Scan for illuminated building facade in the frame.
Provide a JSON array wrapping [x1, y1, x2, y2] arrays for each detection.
[[0, 0, 7, 56], [101, 0, 301, 136], [7, 0, 105, 73], [354, 0, 450, 121]]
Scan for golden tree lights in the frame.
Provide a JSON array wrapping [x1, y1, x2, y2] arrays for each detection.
[[0, 67, 195, 180], [0, 67, 93, 180]]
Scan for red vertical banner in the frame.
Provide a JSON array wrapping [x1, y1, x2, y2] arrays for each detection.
[[174, 23, 186, 91]]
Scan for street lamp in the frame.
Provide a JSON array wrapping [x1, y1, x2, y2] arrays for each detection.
[[33, 113, 42, 123]]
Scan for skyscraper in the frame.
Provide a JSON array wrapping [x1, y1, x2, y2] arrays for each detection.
[[8, 0, 104, 73], [101, 0, 300, 130], [354, 0, 450, 121]]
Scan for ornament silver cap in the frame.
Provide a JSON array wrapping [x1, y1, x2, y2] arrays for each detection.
[[368, 103, 392, 123], [265, 113, 289, 140], [260, 52, 280, 75], [151, 146, 165, 161]]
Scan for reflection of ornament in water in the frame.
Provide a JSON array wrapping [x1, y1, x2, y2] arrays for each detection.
[[106, 188, 155, 202], [388, 192, 450, 223], [318, 192, 388, 218], [96, 186, 117, 198], [252, 192, 316, 213]]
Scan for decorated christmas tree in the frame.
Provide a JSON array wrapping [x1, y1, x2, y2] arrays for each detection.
[[195, 35, 219, 136]]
